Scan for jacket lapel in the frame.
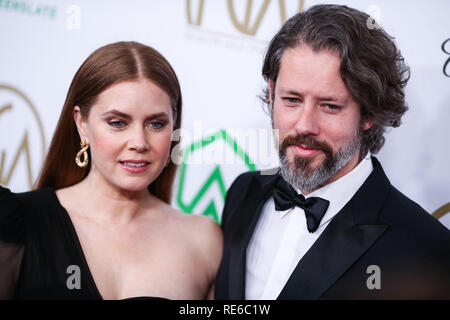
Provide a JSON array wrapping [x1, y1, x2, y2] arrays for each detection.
[[228, 172, 280, 299], [277, 157, 391, 299]]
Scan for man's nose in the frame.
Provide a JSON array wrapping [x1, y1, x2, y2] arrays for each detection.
[[293, 101, 320, 136]]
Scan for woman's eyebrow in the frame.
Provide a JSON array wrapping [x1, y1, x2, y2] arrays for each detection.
[[102, 109, 169, 121], [101, 109, 131, 119]]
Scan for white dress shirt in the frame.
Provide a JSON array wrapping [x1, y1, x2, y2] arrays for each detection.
[[245, 155, 374, 300]]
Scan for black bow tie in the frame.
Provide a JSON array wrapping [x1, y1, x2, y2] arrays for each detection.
[[273, 177, 330, 233]]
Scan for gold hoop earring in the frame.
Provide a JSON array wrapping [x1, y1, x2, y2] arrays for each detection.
[[75, 139, 89, 168]]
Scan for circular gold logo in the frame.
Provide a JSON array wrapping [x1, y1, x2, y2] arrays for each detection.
[[0, 84, 46, 190]]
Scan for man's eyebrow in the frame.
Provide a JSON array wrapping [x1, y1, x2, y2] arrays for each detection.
[[279, 89, 303, 96], [278, 89, 347, 103], [101, 109, 169, 120], [319, 96, 346, 103]]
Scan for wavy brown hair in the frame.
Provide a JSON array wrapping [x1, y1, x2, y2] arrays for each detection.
[[261, 4, 410, 156], [36, 41, 182, 203]]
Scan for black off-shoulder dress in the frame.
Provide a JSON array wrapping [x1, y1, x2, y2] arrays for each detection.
[[0, 185, 166, 300]]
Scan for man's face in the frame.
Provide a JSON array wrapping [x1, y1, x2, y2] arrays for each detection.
[[271, 45, 372, 194]]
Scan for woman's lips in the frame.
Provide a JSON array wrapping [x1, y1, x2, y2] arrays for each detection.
[[292, 145, 321, 157], [119, 161, 150, 173]]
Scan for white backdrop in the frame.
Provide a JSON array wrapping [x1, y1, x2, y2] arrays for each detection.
[[1, 0, 449, 228]]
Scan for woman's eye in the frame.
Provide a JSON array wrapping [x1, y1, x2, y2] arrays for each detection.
[[109, 120, 126, 128], [147, 121, 166, 129]]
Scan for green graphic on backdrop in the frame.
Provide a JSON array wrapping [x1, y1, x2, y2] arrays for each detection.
[[176, 129, 256, 224], [0, 0, 57, 20]]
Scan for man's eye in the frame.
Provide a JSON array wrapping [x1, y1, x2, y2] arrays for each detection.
[[324, 104, 342, 111], [283, 97, 300, 104], [109, 120, 126, 128]]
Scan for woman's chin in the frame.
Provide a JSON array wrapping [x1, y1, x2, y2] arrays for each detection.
[[114, 180, 153, 194]]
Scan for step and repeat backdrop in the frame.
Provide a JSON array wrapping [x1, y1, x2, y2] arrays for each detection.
[[0, 0, 449, 228]]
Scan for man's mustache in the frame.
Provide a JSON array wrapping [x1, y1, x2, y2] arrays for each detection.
[[280, 135, 333, 156]]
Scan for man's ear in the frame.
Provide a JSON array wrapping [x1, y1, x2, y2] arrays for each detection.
[[362, 117, 374, 131], [269, 79, 275, 110], [73, 106, 88, 141]]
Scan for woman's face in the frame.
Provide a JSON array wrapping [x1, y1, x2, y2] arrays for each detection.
[[74, 79, 174, 193]]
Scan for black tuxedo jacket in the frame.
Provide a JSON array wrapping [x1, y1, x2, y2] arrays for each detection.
[[215, 157, 450, 299]]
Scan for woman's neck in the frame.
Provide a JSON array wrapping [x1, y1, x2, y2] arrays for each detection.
[[69, 171, 155, 226]]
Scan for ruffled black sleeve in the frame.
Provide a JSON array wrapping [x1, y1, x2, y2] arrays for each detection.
[[0, 186, 25, 299]]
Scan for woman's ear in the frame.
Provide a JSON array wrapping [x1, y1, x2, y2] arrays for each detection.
[[73, 106, 87, 141]]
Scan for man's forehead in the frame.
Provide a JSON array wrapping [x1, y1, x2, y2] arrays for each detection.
[[278, 46, 342, 80], [276, 45, 352, 101], [282, 44, 341, 62]]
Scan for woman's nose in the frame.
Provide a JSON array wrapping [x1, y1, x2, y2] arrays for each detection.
[[128, 127, 150, 152]]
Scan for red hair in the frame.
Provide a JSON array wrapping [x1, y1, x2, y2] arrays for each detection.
[[36, 41, 182, 203]]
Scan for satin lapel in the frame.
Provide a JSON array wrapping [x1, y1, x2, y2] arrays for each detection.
[[228, 173, 280, 299], [277, 203, 388, 299], [277, 157, 391, 299]]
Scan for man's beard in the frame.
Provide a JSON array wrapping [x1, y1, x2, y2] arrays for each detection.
[[278, 127, 362, 194]]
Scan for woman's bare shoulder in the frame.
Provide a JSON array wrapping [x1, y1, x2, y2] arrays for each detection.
[[164, 206, 222, 255], [166, 206, 222, 238]]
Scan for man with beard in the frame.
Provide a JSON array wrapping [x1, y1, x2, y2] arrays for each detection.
[[214, 4, 450, 299]]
